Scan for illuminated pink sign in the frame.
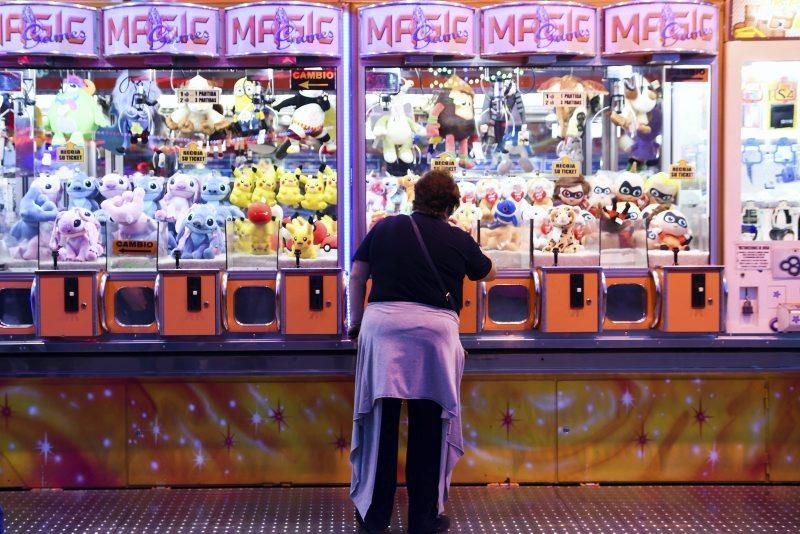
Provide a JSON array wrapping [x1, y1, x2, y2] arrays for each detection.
[[102, 3, 219, 57], [481, 3, 597, 57], [359, 2, 476, 57], [226, 2, 340, 57], [0, 2, 96, 57], [603, 1, 718, 56]]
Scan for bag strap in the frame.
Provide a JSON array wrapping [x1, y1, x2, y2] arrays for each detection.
[[408, 214, 459, 313]]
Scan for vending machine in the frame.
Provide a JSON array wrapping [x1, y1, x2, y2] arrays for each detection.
[[599, 0, 723, 334], [724, 0, 800, 334]]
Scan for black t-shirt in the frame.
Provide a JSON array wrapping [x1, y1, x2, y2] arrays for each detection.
[[353, 213, 492, 313]]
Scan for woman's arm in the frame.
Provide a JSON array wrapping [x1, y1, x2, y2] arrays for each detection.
[[480, 259, 497, 282], [348, 260, 371, 337]]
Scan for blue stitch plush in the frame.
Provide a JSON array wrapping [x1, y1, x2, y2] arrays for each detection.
[[173, 204, 223, 260]]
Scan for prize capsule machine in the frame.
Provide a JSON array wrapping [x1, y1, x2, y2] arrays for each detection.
[[723, 0, 800, 334], [222, 2, 344, 337], [479, 2, 606, 335], [596, 1, 723, 335], [0, 3, 106, 339]]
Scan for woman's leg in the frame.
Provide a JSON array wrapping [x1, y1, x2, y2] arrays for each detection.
[[406, 399, 443, 532], [364, 397, 402, 529]]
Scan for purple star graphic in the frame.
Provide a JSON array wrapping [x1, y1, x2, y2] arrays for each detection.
[[692, 399, 713, 437], [773, 290, 782, 298], [793, 315, 800, 324], [500, 401, 516, 441]]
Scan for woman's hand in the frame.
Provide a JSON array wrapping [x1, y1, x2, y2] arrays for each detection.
[[347, 324, 361, 340]]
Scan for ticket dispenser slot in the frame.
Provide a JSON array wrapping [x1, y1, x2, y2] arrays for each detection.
[[570, 274, 584, 309], [540, 267, 601, 333], [158, 271, 219, 336], [36, 271, 99, 337], [187, 276, 202, 312], [282, 269, 341, 335], [63, 277, 80, 313], [309, 275, 324, 311], [659, 266, 724, 333]]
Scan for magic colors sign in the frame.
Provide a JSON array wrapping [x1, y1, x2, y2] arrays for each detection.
[[0, 2, 96, 57], [102, 2, 219, 57], [482, 3, 597, 57], [226, 2, 340, 57], [603, 1, 718, 56], [360, 2, 476, 57]]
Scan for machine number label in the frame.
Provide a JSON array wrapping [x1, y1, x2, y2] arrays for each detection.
[[178, 144, 207, 166], [56, 144, 85, 163], [542, 91, 585, 108], [552, 157, 579, 177], [770, 80, 797, 104], [113, 240, 157, 256], [669, 160, 695, 180], [176, 88, 221, 105], [290, 69, 336, 91], [736, 244, 771, 271], [431, 156, 457, 174]]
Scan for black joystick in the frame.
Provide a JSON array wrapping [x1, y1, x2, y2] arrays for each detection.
[[51, 250, 59, 270], [295, 249, 301, 269], [173, 249, 182, 269], [553, 249, 559, 267], [672, 248, 679, 266]]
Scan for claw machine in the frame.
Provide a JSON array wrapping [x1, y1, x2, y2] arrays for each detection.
[[0, 2, 101, 337], [599, 0, 723, 334], [222, 2, 344, 336], [724, 0, 800, 334]]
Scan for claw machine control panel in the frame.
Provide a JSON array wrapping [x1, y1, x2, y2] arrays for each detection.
[[724, 0, 800, 334]]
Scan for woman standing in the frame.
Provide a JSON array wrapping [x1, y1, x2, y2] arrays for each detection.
[[349, 170, 496, 533]]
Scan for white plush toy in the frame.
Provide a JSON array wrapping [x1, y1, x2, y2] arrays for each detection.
[[372, 80, 425, 164]]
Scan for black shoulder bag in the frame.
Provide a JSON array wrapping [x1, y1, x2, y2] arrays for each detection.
[[408, 214, 459, 313]]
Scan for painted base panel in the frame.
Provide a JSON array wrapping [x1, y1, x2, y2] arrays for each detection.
[[0, 486, 798, 534]]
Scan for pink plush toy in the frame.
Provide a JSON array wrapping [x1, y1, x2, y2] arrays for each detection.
[[155, 172, 201, 223], [49, 208, 104, 261], [101, 188, 158, 241]]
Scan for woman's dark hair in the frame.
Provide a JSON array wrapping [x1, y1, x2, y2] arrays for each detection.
[[412, 170, 460, 218]]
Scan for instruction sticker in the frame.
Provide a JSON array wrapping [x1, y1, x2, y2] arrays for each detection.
[[669, 160, 695, 180], [552, 157, 580, 177], [176, 88, 221, 105], [56, 143, 85, 163], [431, 156, 457, 174], [178, 143, 207, 166], [113, 240, 157, 256], [736, 243, 771, 271], [542, 91, 585, 108]]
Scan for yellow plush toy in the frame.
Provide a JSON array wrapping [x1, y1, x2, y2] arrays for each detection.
[[231, 166, 258, 209], [321, 164, 337, 206], [300, 171, 328, 212], [284, 216, 318, 259], [233, 218, 254, 253], [276, 168, 304, 208], [251, 163, 278, 206]]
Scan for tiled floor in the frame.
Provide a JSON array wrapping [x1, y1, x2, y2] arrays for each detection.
[[0, 485, 798, 533]]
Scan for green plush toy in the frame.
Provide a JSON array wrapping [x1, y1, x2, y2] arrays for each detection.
[[43, 76, 110, 146]]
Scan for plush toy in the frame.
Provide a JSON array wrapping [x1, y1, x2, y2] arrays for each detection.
[[173, 204, 224, 260], [300, 171, 328, 212], [251, 163, 278, 206], [481, 78, 531, 174], [373, 81, 425, 165], [43, 76, 110, 146], [166, 75, 229, 137], [245, 202, 277, 255], [230, 166, 258, 210], [132, 173, 165, 218], [504, 177, 529, 212], [366, 174, 387, 214], [481, 199, 522, 251], [382, 176, 402, 213], [527, 176, 554, 208], [476, 178, 501, 224], [527, 205, 553, 250], [451, 202, 481, 233], [587, 172, 614, 217], [112, 72, 161, 154], [458, 181, 477, 205], [321, 164, 337, 206], [426, 75, 480, 169], [611, 170, 646, 209], [273, 90, 335, 159], [5, 181, 60, 260], [276, 169, 304, 208], [49, 207, 104, 261], [66, 172, 98, 211], [538, 75, 607, 161], [647, 208, 692, 251], [554, 175, 589, 209], [642, 172, 679, 219], [399, 172, 420, 209], [231, 76, 270, 149], [101, 188, 158, 241], [313, 214, 337, 252], [201, 173, 244, 225], [610, 74, 662, 168], [283, 216, 318, 259], [156, 172, 201, 223], [233, 218, 255, 254], [573, 209, 597, 245], [98, 174, 132, 203], [542, 205, 582, 253], [603, 200, 642, 227]]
